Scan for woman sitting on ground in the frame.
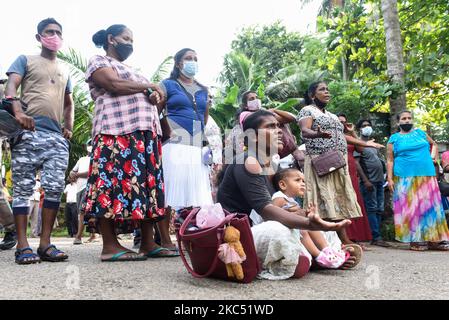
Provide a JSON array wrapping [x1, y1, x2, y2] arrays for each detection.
[[217, 110, 360, 280]]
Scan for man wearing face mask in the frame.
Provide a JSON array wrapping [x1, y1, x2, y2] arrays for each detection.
[[354, 119, 390, 247], [4, 18, 73, 264]]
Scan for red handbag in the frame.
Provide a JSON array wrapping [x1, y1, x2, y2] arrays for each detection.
[[175, 207, 261, 284]]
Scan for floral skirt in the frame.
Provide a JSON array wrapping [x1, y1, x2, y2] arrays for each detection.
[[83, 131, 165, 234], [393, 176, 449, 243]]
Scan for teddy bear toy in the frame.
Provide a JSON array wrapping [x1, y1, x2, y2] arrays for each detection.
[[218, 226, 247, 280]]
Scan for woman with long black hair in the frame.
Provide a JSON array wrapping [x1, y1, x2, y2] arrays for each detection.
[[155, 49, 213, 254]]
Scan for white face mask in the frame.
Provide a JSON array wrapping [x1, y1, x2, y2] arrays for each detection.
[[246, 99, 261, 111], [361, 126, 373, 137], [87, 146, 93, 153], [181, 61, 198, 79]]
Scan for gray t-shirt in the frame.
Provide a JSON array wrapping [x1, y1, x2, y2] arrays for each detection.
[[354, 147, 384, 183]]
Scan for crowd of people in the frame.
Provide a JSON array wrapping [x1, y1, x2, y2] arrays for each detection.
[[0, 18, 448, 280]]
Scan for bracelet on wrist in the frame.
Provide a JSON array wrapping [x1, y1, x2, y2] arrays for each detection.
[[3, 96, 20, 101]]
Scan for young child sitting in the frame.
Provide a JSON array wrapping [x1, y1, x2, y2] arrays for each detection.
[[272, 168, 362, 270]]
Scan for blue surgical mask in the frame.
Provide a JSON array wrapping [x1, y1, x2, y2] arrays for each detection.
[[361, 126, 373, 137], [181, 61, 198, 78]]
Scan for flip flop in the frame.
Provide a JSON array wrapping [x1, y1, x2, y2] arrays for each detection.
[[146, 247, 180, 258], [410, 242, 429, 251], [101, 251, 147, 262], [428, 242, 449, 251], [341, 244, 363, 269]]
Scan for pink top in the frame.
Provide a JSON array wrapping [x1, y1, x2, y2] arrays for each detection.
[[86, 55, 161, 138], [442, 151, 449, 164]]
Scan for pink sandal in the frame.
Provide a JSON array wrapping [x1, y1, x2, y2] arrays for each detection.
[[315, 247, 347, 269]]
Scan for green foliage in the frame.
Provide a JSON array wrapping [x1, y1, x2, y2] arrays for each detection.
[[150, 56, 173, 83], [209, 84, 240, 132], [266, 64, 328, 102], [317, 0, 449, 128], [214, 0, 448, 141], [219, 51, 265, 94], [229, 21, 305, 80], [58, 49, 92, 172]]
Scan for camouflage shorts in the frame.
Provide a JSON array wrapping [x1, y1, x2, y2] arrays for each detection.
[[11, 131, 69, 213]]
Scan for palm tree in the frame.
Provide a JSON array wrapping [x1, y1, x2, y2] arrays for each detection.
[[380, 0, 406, 131], [210, 52, 267, 132], [300, 0, 345, 19], [266, 64, 327, 102], [149, 56, 173, 83], [219, 51, 265, 94], [57, 49, 94, 171]]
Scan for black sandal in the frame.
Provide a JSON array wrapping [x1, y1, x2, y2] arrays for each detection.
[[15, 247, 41, 265], [37, 245, 68, 262]]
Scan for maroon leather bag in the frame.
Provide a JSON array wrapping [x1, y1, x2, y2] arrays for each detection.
[[175, 208, 261, 284], [310, 122, 346, 177], [311, 149, 346, 177]]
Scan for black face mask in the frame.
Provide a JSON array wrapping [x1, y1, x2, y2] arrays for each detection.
[[313, 98, 327, 109], [114, 42, 133, 61], [399, 123, 413, 132]]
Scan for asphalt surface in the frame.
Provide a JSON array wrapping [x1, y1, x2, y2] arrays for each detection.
[[1, 238, 448, 300]]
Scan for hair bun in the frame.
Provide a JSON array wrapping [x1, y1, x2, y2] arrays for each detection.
[[92, 30, 107, 48]]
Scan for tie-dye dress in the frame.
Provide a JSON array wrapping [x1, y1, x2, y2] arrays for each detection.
[[388, 129, 449, 243]]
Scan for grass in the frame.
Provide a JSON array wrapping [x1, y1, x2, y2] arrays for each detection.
[[380, 217, 396, 242], [0, 211, 91, 238]]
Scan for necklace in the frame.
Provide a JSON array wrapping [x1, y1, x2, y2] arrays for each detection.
[[42, 59, 59, 85]]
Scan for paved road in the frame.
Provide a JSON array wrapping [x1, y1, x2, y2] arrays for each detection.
[[1, 238, 448, 300]]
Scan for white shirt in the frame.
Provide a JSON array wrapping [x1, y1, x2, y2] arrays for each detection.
[[30, 180, 41, 201], [64, 183, 78, 203], [72, 156, 90, 192], [204, 116, 223, 165], [250, 192, 299, 226], [272, 191, 299, 208]]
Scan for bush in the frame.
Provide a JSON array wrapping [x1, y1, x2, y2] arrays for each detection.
[[380, 217, 395, 241]]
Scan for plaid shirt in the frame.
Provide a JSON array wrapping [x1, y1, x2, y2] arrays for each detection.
[[86, 55, 161, 138]]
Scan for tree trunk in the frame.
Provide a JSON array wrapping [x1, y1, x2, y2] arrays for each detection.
[[341, 55, 348, 81], [381, 0, 407, 133]]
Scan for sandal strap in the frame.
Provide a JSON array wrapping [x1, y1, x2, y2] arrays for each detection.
[[16, 247, 33, 254], [40, 244, 65, 257], [17, 253, 38, 259]]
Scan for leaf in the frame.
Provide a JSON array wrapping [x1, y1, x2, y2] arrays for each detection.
[[275, 98, 302, 112], [224, 84, 240, 105]]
